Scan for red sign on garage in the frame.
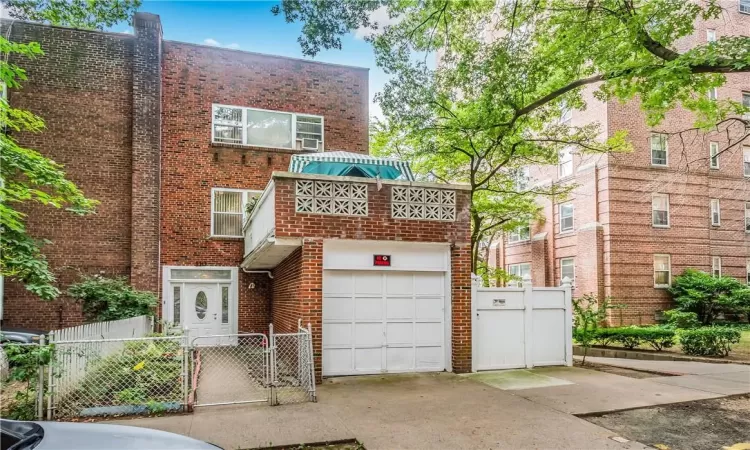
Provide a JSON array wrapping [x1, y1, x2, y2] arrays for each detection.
[[373, 255, 391, 267]]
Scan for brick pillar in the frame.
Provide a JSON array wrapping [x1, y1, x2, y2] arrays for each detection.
[[531, 232, 548, 286], [576, 222, 605, 299], [299, 238, 324, 382], [130, 12, 162, 293], [451, 241, 473, 373]]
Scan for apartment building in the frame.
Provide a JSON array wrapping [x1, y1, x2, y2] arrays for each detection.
[[490, 1, 750, 325]]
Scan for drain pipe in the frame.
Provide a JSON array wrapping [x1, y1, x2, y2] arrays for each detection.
[[242, 268, 274, 279]]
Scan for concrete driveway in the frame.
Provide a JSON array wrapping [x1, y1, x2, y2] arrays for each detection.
[[112, 372, 647, 449]]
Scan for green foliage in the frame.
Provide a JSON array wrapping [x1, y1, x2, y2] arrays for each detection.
[[2, 344, 52, 419], [587, 327, 677, 351], [663, 309, 701, 330], [68, 275, 157, 322], [678, 327, 742, 357], [572, 294, 621, 364], [0, 0, 138, 300], [668, 269, 750, 325]]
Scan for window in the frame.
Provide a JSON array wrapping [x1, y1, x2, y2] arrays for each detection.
[[650, 133, 668, 166], [712, 256, 722, 278], [744, 147, 750, 177], [212, 104, 324, 151], [706, 29, 716, 42], [560, 100, 572, 123], [710, 199, 721, 226], [708, 87, 718, 101], [560, 258, 575, 285], [743, 92, 750, 118], [652, 193, 670, 227], [559, 203, 574, 232], [508, 225, 531, 243], [709, 142, 720, 169], [508, 263, 531, 287], [558, 146, 573, 178], [515, 167, 530, 191], [741, 0, 750, 14], [747, 259, 750, 285], [746, 202, 750, 233], [173, 286, 181, 324], [654, 255, 671, 288], [221, 286, 229, 324], [211, 188, 261, 237]]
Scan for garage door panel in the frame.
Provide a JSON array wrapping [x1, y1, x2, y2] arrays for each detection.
[[355, 323, 383, 347], [323, 323, 352, 347], [386, 347, 414, 371], [323, 348, 352, 374], [414, 273, 444, 296], [415, 297, 443, 319], [355, 348, 382, 371], [323, 272, 352, 295], [416, 347, 443, 369], [386, 297, 414, 320], [386, 322, 413, 344], [323, 297, 353, 321], [355, 297, 382, 320], [385, 273, 413, 296], [415, 322, 443, 345], [354, 273, 382, 295]]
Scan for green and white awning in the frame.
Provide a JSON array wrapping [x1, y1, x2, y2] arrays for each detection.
[[288, 151, 415, 181]]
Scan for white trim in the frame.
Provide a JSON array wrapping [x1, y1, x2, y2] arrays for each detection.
[[652, 193, 670, 228], [559, 203, 574, 233], [744, 146, 750, 178], [746, 202, 750, 234], [650, 133, 668, 167], [210, 187, 263, 238], [508, 224, 531, 243], [653, 254, 671, 288], [706, 29, 716, 42], [710, 198, 721, 226], [161, 266, 239, 335], [560, 257, 575, 286], [558, 146, 573, 178], [712, 256, 722, 278], [709, 141, 720, 169]]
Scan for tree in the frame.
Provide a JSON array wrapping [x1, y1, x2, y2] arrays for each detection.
[[274, 0, 750, 273], [668, 269, 750, 325], [0, 0, 140, 299]]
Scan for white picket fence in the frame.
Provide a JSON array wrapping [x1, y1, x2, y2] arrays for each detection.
[[49, 316, 153, 398]]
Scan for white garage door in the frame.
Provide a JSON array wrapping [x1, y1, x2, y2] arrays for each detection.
[[322, 270, 446, 376]]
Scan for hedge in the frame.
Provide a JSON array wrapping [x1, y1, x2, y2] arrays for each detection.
[[574, 327, 676, 351], [678, 327, 742, 357]]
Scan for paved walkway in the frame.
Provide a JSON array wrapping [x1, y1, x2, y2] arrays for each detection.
[[193, 346, 267, 406], [112, 372, 648, 450]]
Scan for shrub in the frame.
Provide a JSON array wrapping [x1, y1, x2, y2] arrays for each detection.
[[663, 310, 700, 329], [679, 327, 742, 357], [68, 275, 157, 322], [572, 294, 621, 365], [669, 269, 750, 325], [593, 327, 676, 351]]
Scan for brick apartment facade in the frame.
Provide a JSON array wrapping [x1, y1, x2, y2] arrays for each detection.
[[490, 2, 750, 325], [2, 13, 474, 376]]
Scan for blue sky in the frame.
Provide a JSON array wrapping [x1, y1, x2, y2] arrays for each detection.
[[120, 1, 390, 118]]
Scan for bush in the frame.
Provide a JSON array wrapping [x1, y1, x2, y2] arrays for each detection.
[[678, 327, 742, 357], [669, 269, 750, 325], [593, 327, 676, 351], [572, 294, 622, 364], [68, 275, 157, 322], [663, 310, 701, 329]]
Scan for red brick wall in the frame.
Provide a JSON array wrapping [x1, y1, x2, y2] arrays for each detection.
[[1, 21, 138, 330], [271, 248, 302, 333]]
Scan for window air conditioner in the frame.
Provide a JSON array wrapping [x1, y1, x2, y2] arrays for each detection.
[[301, 138, 319, 151]]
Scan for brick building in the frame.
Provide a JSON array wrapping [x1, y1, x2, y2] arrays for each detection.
[[490, 2, 750, 325], [2, 13, 474, 377]]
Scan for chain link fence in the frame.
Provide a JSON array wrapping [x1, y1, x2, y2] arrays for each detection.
[[270, 324, 316, 405]]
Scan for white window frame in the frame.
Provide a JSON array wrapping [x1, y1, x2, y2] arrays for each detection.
[[746, 202, 750, 233], [508, 225, 531, 244], [712, 256, 722, 278], [746, 259, 750, 285], [709, 141, 720, 169], [211, 103, 324, 151], [560, 257, 575, 286], [654, 254, 671, 288], [741, 0, 750, 14], [652, 193, 670, 228], [708, 87, 718, 101], [706, 29, 716, 42], [744, 146, 750, 177], [210, 188, 262, 238], [742, 93, 750, 121], [650, 133, 668, 167], [508, 263, 531, 287], [710, 198, 721, 226], [559, 203, 574, 233], [558, 146, 573, 178]]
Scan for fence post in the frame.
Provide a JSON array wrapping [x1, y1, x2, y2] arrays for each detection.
[[307, 322, 317, 402], [562, 276, 573, 367], [470, 273, 482, 373], [182, 326, 190, 412], [47, 331, 54, 420], [37, 335, 45, 420], [268, 323, 277, 406], [523, 274, 534, 369]]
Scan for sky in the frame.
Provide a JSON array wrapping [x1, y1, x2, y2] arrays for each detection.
[[116, 1, 394, 119]]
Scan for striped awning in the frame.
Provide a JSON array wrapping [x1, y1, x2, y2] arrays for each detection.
[[288, 151, 415, 181]]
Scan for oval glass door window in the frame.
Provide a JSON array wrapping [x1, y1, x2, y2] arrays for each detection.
[[195, 291, 207, 320]]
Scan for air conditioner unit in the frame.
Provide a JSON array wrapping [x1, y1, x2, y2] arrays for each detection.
[[301, 138, 319, 151]]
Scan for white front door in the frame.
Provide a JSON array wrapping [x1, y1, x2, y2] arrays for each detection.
[[322, 270, 446, 376], [183, 283, 232, 344]]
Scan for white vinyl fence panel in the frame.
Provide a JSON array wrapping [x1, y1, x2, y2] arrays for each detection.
[[471, 275, 572, 372], [49, 315, 153, 397]]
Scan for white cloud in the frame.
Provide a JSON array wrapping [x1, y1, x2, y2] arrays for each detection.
[[203, 38, 241, 50], [354, 6, 401, 40]]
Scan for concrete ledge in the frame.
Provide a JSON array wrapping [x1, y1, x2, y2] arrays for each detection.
[[573, 345, 750, 365]]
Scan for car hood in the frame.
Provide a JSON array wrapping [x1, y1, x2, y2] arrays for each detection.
[[35, 421, 220, 450]]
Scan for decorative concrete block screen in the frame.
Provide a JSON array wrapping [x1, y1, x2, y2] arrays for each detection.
[[392, 186, 456, 221], [295, 180, 368, 216]]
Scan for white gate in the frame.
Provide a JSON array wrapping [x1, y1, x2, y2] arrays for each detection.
[[471, 275, 572, 372]]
